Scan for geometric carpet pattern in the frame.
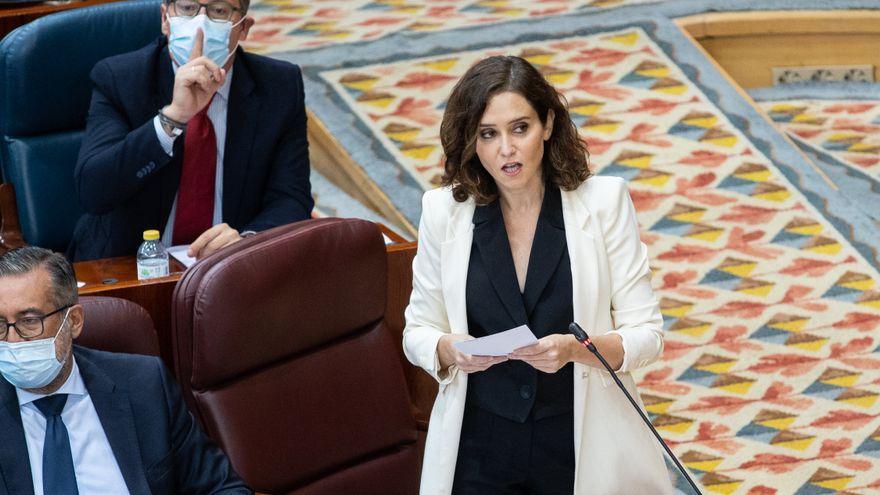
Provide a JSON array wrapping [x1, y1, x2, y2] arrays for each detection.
[[758, 99, 880, 179], [316, 27, 880, 494], [244, 0, 659, 54]]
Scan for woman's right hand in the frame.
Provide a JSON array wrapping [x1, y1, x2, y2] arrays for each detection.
[[437, 334, 508, 374]]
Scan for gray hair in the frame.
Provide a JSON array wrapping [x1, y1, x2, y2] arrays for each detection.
[[0, 247, 78, 307]]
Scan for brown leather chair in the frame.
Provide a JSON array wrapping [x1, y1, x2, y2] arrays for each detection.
[[171, 218, 420, 494], [76, 296, 160, 356]]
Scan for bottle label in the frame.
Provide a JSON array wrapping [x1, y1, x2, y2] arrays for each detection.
[[137, 261, 170, 280]]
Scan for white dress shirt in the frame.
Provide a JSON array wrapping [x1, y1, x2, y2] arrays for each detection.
[[153, 66, 233, 246], [16, 358, 129, 495]]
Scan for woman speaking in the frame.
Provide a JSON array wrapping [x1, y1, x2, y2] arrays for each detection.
[[403, 55, 674, 494]]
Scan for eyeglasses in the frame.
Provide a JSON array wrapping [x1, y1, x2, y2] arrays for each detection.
[[0, 305, 70, 341], [169, 0, 242, 22]]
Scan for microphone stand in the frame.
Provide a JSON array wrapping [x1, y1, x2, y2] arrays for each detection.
[[569, 323, 704, 495]]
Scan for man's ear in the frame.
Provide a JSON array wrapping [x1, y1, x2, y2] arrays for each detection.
[[160, 3, 170, 37], [543, 109, 555, 141], [237, 16, 255, 42], [68, 304, 84, 340]]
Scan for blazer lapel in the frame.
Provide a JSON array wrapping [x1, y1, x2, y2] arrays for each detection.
[[522, 187, 566, 318], [0, 381, 34, 495], [440, 198, 475, 335], [561, 187, 601, 455], [223, 49, 260, 225], [473, 201, 529, 326], [75, 349, 151, 495]]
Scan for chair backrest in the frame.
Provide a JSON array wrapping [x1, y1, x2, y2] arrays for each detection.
[[0, 0, 161, 251], [77, 295, 160, 356], [171, 218, 420, 494]]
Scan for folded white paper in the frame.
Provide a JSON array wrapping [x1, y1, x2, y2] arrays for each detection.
[[168, 245, 197, 269], [453, 325, 538, 356]]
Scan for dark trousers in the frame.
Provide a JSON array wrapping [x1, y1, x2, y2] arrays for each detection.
[[452, 406, 575, 495]]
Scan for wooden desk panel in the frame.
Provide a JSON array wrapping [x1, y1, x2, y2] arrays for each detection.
[[677, 11, 880, 89], [75, 256, 185, 365], [0, 0, 120, 40]]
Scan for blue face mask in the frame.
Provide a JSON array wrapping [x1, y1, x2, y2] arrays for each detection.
[[167, 14, 243, 67], [0, 310, 70, 390]]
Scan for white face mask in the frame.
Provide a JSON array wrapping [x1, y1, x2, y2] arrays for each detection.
[[167, 13, 245, 68], [0, 310, 70, 390]]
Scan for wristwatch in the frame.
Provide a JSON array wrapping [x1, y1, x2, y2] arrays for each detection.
[[158, 109, 186, 138]]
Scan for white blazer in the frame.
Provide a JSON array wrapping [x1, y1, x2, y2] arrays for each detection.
[[403, 176, 675, 495]]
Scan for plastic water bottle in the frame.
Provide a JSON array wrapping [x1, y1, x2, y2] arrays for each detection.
[[136, 230, 169, 280]]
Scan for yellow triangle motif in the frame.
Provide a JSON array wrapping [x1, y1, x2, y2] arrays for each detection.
[[717, 380, 754, 395], [824, 374, 858, 388], [706, 482, 741, 495], [814, 476, 853, 491], [545, 71, 574, 85], [420, 59, 458, 72], [684, 116, 718, 128], [739, 284, 773, 298], [687, 459, 722, 472], [777, 438, 814, 451], [808, 242, 842, 255], [789, 338, 827, 352], [401, 144, 436, 160], [604, 32, 639, 46], [637, 67, 670, 78], [754, 190, 791, 202], [839, 394, 878, 408], [770, 318, 808, 333], [705, 136, 738, 148], [841, 279, 875, 291], [619, 154, 653, 169], [736, 170, 772, 182], [655, 84, 688, 96], [760, 417, 795, 430]]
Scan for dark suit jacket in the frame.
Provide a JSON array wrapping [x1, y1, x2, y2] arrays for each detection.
[[70, 37, 314, 261], [0, 346, 251, 495], [464, 186, 574, 423]]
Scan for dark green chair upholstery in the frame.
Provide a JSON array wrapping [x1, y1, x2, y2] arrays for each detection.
[[0, 0, 161, 251]]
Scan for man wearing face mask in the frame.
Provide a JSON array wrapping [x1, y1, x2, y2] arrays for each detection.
[[70, 0, 313, 262], [0, 246, 251, 494]]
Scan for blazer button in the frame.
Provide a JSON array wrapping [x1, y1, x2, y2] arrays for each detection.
[[520, 385, 533, 399]]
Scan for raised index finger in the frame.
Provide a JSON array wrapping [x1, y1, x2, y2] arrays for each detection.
[[189, 28, 204, 61]]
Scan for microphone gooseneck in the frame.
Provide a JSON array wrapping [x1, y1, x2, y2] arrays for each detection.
[[568, 323, 704, 495]]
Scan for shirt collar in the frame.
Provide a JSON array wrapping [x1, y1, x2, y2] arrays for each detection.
[[171, 64, 234, 102], [16, 357, 86, 407]]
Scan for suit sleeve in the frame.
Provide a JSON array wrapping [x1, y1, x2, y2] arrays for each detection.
[[402, 191, 457, 385], [601, 177, 665, 373], [155, 360, 253, 495], [75, 60, 175, 215], [243, 65, 314, 231]]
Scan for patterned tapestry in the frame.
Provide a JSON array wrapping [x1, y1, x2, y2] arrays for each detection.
[[759, 99, 880, 181], [244, 0, 661, 54], [254, 2, 880, 493]]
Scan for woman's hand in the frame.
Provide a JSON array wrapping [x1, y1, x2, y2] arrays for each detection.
[[437, 334, 508, 374], [509, 334, 578, 373]]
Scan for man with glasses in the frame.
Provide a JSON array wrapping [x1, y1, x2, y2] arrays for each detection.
[[0, 246, 252, 494], [71, 0, 313, 261]]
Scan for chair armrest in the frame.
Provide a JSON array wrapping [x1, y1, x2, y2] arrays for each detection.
[[0, 183, 25, 252]]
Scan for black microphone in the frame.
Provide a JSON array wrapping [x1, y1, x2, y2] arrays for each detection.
[[569, 323, 703, 495]]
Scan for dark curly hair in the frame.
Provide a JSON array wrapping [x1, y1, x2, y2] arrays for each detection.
[[440, 55, 590, 204]]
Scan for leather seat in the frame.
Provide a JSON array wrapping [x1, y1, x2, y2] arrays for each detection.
[[172, 218, 420, 494], [77, 296, 160, 356], [0, 0, 161, 251]]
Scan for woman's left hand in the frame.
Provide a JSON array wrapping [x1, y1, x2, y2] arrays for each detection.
[[509, 334, 578, 373]]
